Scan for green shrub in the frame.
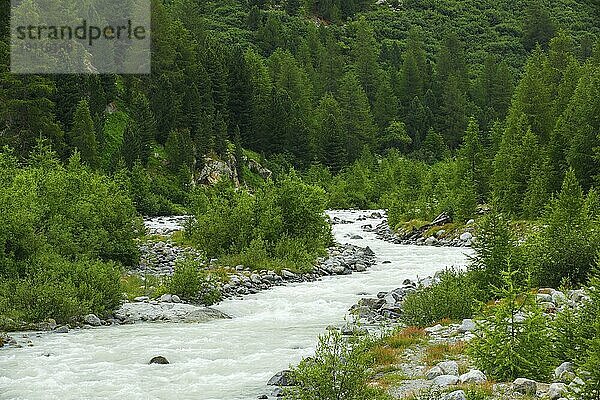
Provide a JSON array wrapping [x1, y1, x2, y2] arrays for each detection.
[[400, 269, 479, 327], [0, 255, 122, 326], [469, 269, 555, 381], [186, 172, 330, 272], [288, 330, 391, 400], [169, 259, 222, 306], [0, 144, 138, 327]]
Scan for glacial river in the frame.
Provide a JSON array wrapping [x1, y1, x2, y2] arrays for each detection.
[[0, 210, 470, 400]]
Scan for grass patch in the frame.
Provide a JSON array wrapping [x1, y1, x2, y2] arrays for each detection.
[[367, 327, 427, 370], [120, 274, 169, 301], [423, 341, 468, 366], [424, 223, 463, 238], [171, 230, 194, 247], [398, 219, 430, 234], [385, 326, 427, 349], [373, 371, 411, 388]]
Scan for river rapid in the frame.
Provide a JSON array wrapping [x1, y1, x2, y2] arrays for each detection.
[[0, 210, 470, 400]]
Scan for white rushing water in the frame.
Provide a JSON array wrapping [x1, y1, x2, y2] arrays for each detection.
[[0, 211, 470, 400]]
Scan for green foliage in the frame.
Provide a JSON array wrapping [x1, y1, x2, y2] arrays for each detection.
[[469, 269, 555, 381], [469, 212, 522, 295], [526, 169, 599, 287], [400, 269, 479, 327], [186, 172, 330, 273], [288, 330, 391, 400], [169, 259, 222, 306], [68, 99, 99, 168], [0, 255, 122, 327], [0, 143, 139, 327]]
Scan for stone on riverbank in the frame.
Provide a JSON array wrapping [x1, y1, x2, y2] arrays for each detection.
[[512, 378, 537, 395], [83, 314, 102, 327], [268, 370, 295, 386]]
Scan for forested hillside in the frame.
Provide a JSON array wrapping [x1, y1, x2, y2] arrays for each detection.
[[1, 0, 598, 202]]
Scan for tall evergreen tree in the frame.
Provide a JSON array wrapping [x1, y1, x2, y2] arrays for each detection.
[[68, 99, 98, 168], [523, 0, 556, 51], [351, 18, 381, 105], [337, 71, 376, 162]]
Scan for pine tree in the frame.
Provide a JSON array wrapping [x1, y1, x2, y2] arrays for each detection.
[[351, 18, 380, 105], [457, 117, 486, 202], [129, 93, 156, 164], [440, 74, 469, 150], [315, 94, 346, 173], [512, 47, 555, 144], [68, 99, 98, 168], [214, 112, 229, 158], [380, 121, 412, 153], [492, 112, 531, 215], [400, 27, 427, 113], [337, 71, 376, 162], [373, 70, 399, 133], [523, 0, 556, 51]]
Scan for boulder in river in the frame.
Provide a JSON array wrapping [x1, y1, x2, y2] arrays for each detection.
[[149, 356, 169, 365], [268, 370, 295, 386]]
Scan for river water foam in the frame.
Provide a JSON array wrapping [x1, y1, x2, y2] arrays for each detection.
[[0, 210, 470, 400]]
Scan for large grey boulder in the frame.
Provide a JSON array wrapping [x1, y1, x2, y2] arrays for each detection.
[[554, 362, 574, 382], [437, 361, 459, 377], [459, 369, 487, 384], [83, 314, 102, 327], [426, 366, 444, 380], [512, 378, 537, 395]]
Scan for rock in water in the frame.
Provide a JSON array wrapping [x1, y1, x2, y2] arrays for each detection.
[[267, 370, 295, 386], [149, 356, 169, 365], [55, 326, 69, 334]]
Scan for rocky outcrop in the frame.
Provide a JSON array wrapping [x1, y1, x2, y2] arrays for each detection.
[[197, 154, 239, 187]]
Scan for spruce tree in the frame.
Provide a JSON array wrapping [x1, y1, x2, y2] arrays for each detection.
[[351, 18, 380, 105], [337, 71, 376, 162], [68, 99, 98, 168], [523, 0, 556, 51]]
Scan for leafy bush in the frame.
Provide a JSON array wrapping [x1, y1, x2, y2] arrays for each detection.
[[0, 255, 122, 326], [288, 330, 391, 400], [169, 259, 222, 306], [469, 269, 555, 381], [0, 144, 139, 328], [400, 269, 479, 327], [186, 172, 330, 273]]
